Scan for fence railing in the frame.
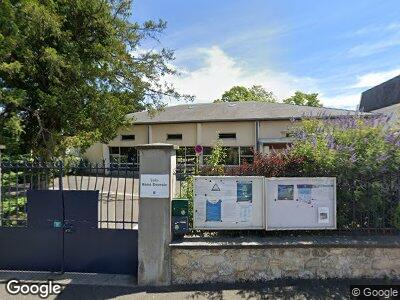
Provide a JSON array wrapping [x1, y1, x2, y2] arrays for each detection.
[[3, 159, 399, 232], [174, 166, 400, 233], [0, 161, 138, 229]]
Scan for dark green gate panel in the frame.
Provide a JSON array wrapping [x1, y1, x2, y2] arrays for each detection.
[[0, 190, 63, 272]]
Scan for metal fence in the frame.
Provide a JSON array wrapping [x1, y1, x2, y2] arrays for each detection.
[[3, 159, 399, 232], [335, 171, 400, 232], [174, 166, 400, 233], [0, 161, 138, 229]]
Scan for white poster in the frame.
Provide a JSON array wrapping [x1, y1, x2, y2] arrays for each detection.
[[318, 207, 330, 223], [194, 176, 264, 229], [140, 174, 169, 198]]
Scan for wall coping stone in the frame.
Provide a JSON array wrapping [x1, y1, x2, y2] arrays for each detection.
[[170, 234, 400, 249]]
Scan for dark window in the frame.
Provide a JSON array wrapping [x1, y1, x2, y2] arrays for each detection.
[[240, 147, 254, 164], [109, 147, 139, 167], [121, 135, 135, 140], [218, 133, 236, 139], [222, 147, 239, 165], [285, 131, 295, 138], [203, 147, 239, 165], [176, 147, 197, 175], [167, 134, 183, 140], [109, 147, 120, 155]]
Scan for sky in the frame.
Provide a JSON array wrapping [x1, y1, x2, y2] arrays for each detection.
[[132, 0, 400, 110]]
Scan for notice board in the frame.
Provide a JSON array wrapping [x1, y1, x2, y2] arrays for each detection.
[[265, 177, 336, 230], [193, 176, 264, 230]]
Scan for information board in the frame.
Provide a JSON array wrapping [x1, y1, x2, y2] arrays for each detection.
[[139, 174, 170, 198], [193, 176, 264, 230], [265, 177, 336, 230]]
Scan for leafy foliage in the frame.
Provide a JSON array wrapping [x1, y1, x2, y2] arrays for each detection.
[[284, 91, 322, 107], [287, 114, 400, 229], [225, 151, 306, 177], [289, 115, 400, 176], [0, 0, 189, 159], [214, 85, 276, 103], [203, 140, 226, 175]]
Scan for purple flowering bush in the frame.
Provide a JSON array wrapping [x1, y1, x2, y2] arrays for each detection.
[[289, 114, 400, 229], [291, 114, 400, 175]]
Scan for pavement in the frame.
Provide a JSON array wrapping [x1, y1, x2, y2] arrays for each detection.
[[0, 274, 398, 300]]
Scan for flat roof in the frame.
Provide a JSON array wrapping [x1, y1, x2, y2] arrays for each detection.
[[129, 101, 363, 124]]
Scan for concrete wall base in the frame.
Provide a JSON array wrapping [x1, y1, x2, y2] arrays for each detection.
[[170, 235, 400, 284]]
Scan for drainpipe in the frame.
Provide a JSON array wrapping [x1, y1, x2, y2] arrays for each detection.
[[255, 121, 260, 152]]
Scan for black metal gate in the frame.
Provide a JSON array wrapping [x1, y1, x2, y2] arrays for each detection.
[[0, 161, 138, 275]]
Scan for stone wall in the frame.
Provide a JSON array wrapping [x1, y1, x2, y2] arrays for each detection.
[[170, 235, 400, 284]]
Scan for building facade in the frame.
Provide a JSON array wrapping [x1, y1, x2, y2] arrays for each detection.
[[84, 101, 358, 169], [359, 74, 400, 123]]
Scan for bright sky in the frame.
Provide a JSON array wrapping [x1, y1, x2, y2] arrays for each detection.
[[133, 0, 400, 110]]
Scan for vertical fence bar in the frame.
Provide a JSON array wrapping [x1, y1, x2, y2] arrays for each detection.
[[15, 163, 19, 225], [74, 166, 78, 191], [114, 165, 120, 228], [59, 161, 64, 191], [22, 163, 27, 226], [79, 162, 83, 190], [131, 168, 135, 229], [106, 173, 112, 229], [122, 166, 128, 229], [87, 163, 92, 191], [100, 162, 106, 228]]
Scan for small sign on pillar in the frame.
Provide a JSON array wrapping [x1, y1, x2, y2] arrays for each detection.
[[140, 174, 170, 198]]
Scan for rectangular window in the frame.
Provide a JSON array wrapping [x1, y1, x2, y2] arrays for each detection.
[[167, 134, 183, 140], [176, 146, 196, 176], [109, 147, 139, 168], [223, 147, 239, 165], [109, 147, 120, 155], [121, 135, 135, 140], [218, 133, 236, 139], [203, 147, 251, 166], [240, 147, 254, 164], [109, 147, 120, 165]]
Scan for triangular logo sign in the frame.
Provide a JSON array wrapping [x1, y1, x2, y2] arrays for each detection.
[[211, 183, 220, 191]]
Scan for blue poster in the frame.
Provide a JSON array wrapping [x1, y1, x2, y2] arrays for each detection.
[[206, 200, 222, 221], [277, 185, 294, 200], [297, 184, 312, 204], [237, 182, 252, 202]]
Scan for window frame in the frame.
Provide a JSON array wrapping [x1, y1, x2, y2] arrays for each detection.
[[218, 133, 237, 139], [166, 133, 183, 140], [121, 134, 135, 141]]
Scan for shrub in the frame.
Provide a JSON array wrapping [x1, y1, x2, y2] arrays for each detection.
[[224, 151, 306, 177], [288, 114, 400, 229]]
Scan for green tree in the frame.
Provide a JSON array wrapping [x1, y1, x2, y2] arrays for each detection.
[[214, 85, 276, 103], [0, 0, 189, 159], [283, 91, 322, 107]]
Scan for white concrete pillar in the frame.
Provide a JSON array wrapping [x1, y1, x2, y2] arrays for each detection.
[[136, 143, 177, 286]]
